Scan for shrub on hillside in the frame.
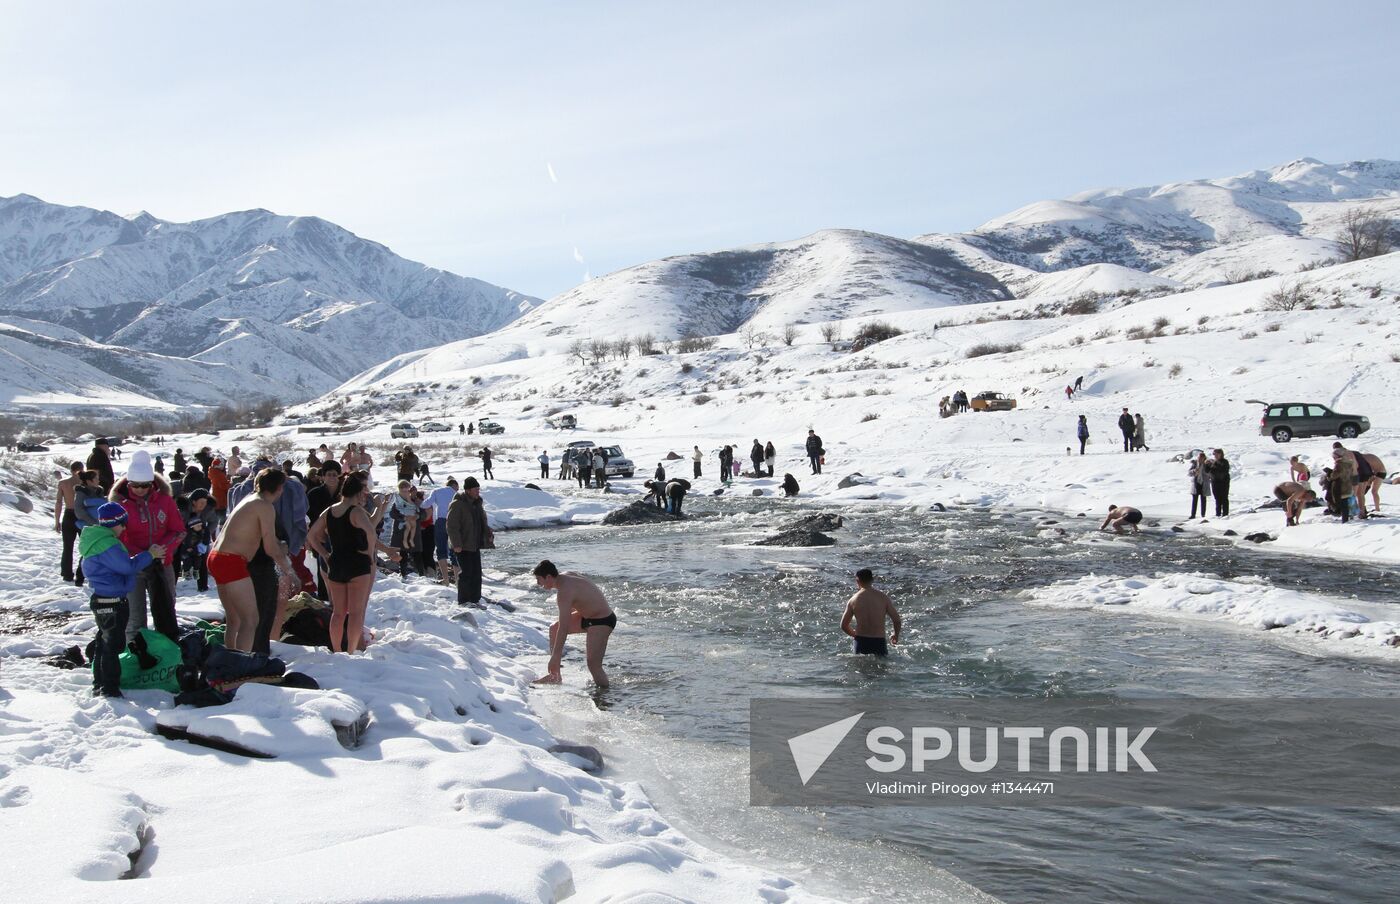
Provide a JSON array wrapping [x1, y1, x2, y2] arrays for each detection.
[[1062, 293, 1100, 316], [1265, 280, 1315, 311], [965, 341, 1022, 358], [850, 320, 904, 352], [692, 394, 712, 405]]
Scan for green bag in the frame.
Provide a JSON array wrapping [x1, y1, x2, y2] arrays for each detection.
[[116, 629, 184, 692]]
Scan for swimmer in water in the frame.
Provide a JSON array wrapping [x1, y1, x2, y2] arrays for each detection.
[[840, 568, 901, 656], [531, 559, 615, 687]]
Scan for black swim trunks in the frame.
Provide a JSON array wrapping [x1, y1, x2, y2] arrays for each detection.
[[580, 612, 617, 630], [854, 635, 888, 656], [1123, 510, 1143, 525]]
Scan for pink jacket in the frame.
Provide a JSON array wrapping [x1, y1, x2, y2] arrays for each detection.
[[112, 478, 186, 565]]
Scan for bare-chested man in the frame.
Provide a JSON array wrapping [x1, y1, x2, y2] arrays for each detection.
[[840, 568, 901, 656], [55, 461, 83, 583], [1274, 481, 1317, 527], [531, 559, 614, 687], [1100, 505, 1142, 534], [207, 468, 293, 652]]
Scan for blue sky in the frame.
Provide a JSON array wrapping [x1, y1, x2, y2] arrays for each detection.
[[2, 1, 1397, 299]]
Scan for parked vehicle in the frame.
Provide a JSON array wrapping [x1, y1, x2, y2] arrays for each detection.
[[15, 441, 49, 452], [1260, 402, 1370, 443], [547, 414, 578, 430], [565, 440, 635, 478], [421, 421, 452, 432], [970, 391, 1017, 412], [390, 423, 419, 439], [477, 419, 505, 435]]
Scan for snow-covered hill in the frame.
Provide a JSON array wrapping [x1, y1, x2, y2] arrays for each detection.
[[933, 158, 1400, 280], [0, 195, 540, 413]]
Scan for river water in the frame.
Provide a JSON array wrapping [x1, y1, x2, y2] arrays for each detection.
[[494, 497, 1400, 904]]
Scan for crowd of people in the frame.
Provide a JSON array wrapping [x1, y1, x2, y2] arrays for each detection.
[[1273, 444, 1388, 527]]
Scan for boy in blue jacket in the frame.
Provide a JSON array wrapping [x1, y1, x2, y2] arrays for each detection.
[[80, 502, 166, 698]]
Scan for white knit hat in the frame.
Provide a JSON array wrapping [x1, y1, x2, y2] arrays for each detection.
[[126, 450, 155, 482]]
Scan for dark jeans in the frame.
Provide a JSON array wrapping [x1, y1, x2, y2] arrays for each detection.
[[1079, 437, 1088, 455], [669, 491, 685, 515], [90, 596, 129, 693], [809, 454, 821, 474], [126, 563, 178, 642], [418, 525, 436, 574], [248, 556, 279, 655], [693, 462, 701, 478], [1214, 483, 1230, 517], [61, 510, 79, 581], [457, 550, 482, 605], [1190, 493, 1209, 518], [540, 465, 549, 478], [1122, 430, 1133, 452]]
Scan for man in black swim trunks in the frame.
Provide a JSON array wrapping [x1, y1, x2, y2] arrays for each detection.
[[1100, 504, 1143, 534], [840, 568, 901, 656], [531, 559, 615, 687]]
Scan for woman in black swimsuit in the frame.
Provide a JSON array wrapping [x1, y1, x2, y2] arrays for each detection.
[[306, 474, 397, 653]]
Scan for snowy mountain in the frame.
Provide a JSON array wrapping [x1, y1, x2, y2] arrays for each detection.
[[930, 158, 1400, 279], [0, 194, 540, 414]]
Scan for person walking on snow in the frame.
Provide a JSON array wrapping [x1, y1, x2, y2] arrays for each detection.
[[1076, 415, 1090, 455], [691, 445, 703, 479], [1133, 414, 1149, 452], [1065, 385, 1074, 400], [1074, 375, 1084, 392], [479, 446, 494, 480]]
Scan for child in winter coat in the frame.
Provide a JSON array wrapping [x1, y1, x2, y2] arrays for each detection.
[[80, 503, 165, 698]]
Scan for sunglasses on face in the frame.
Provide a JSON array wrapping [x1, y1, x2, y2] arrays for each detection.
[[129, 482, 153, 489]]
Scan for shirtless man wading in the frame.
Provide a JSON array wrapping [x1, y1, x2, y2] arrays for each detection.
[[531, 559, 614, 687], [840, 568, 902, 656], [207, 468, 294, 652]]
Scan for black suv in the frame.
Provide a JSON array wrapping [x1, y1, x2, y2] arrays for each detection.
[[1260, 403, 1370, 443]]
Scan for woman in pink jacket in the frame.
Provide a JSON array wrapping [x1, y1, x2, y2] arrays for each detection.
[[110, 451, 186, 641]]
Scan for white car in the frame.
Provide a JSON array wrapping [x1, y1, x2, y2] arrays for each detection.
[[421, 422, 452, 432], [390, 423, 419, 439]]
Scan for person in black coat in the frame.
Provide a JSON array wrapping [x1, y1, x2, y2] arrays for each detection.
[[781, 473, 800, 497], [1117, 408, 1135, 452], [805, 430, 823, 474], [1208, 449, 1231, 517]]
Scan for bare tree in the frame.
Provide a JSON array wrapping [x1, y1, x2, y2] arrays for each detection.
[[567, 338, 588, 365], [782, 323, 799, 346], [660, 336, 676, 354], [615, 337, 634, 360], [588, 338, 609, 364], [635, 332, 656, 355], [739, 323, 759, 350], [1264, 279, 1314, 312], [1336, 208, 1394, 262], [820, 322, 841, 343]]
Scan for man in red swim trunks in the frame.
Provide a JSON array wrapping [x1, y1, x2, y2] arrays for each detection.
[[207, 469, 294, 652]]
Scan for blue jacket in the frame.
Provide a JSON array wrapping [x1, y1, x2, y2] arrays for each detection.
[[78, 525, 154, 598], [1077, 420, 1090, 440], [74, 485, 107, 527]]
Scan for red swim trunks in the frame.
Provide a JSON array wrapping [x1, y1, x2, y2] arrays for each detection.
[[206, 550, 250, 584]]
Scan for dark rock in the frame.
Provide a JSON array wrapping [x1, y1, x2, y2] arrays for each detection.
[[781, 512, 844, 533], [711, 488, 724, 496], [1171, 525, 1185, 532], [1244, 532, 1275, 544], [7, 494, 33, 514], [665, 451, 683, 460], [333, 710, 371, 749], [836, 473, 867, 489], [549, 743, 605, 773], [524, 483, 541, 491], [932, 502, 946, 512], [603, 501, 682, 526], [1223, 529, 1238, 537], [754, 529, 837, 547], [751, 489, 763, 497]]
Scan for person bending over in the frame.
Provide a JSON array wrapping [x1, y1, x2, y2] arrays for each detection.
[[532, 559, 614, 687]]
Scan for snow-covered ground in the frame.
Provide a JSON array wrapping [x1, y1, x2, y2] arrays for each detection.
[[0, 481, 845, 904]]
